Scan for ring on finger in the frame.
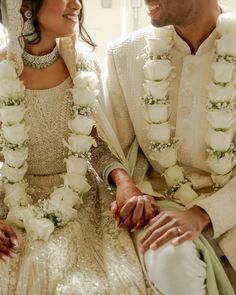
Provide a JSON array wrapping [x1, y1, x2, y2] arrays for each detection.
[[176, 226, 182, 236], [0, 231, 6, 239]]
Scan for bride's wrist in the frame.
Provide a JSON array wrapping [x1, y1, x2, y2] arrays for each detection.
[[110, 168, 134, 186]]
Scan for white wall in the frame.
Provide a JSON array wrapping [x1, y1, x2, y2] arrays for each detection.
[[83, 0, 149, 68], [221, 0, 236, 13]]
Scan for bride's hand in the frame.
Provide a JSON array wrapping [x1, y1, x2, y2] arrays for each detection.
[[120, 195, 158, 230], [110, 168, 158, 229], [110, 180, 142, 229], [0, 220, 18, 261], [111, 195, 158, 230]]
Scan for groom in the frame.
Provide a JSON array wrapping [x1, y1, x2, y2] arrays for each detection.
[[106, 0, 236, 293]]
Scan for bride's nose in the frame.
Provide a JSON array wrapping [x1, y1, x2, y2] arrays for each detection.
[[68, 0, 82, 11]]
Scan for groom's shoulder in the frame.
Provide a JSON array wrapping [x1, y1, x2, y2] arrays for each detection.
[[107, 26, 152, 54]]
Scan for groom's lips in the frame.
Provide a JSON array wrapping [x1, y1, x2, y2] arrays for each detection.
[[145, 2, 161, 18]]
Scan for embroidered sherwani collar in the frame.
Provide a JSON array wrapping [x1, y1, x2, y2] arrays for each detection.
[[173, 27, 219, 55]]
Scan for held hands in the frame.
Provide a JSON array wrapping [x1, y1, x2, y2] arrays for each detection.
[[0, 220, 18, 262], [139, 206, 211, 254], [110, 169, 158, 230]]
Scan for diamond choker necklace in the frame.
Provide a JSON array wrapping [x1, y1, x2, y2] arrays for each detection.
[[22, 46, 60, 69]]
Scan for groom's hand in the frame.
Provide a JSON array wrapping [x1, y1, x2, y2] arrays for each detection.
[[139, 206, 211, 253]]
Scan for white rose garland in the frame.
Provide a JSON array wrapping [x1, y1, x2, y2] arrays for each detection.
[[0, 54, 99, 241], [141, 14, 236, 207]]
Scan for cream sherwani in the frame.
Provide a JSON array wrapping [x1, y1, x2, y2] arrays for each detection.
[[105, 24, 236, 279]]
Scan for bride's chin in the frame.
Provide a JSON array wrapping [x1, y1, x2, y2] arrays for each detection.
[[57, 28, 78, 38]]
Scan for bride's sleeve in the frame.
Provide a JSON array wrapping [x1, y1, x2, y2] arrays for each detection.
[[89, 134, 125, 183]]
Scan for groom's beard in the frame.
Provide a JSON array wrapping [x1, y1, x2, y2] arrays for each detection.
[[144, 0, 193, 28]]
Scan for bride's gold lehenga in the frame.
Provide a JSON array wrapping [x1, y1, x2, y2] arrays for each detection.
[[0, 77, 147, 295]]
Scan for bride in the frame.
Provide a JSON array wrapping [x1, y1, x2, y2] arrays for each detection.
[[0, 0, 150, 294]]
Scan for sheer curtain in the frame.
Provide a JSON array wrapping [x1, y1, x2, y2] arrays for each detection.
[[0, 24, 8, 50]]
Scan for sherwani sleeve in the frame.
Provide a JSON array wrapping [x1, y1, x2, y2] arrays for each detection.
[[197, 177, 236, 239], [104, 44, 136, 156], [90, 51, 128, 181], [103, 43, 151, 183]]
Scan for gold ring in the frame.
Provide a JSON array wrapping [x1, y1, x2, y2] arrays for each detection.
[[0, 231, 5, 239], [176, 226, 182, 236]]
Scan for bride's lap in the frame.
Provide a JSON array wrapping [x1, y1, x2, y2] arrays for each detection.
[[0, 183, 109, 295], [0, 182, 148, 295], [0, 217, 109, 295]]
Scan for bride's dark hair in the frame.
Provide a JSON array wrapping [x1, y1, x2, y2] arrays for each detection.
[[29, 0, 96, 49]]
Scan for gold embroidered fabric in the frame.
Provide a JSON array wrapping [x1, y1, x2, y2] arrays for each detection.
[[0, 78, 147, 295]]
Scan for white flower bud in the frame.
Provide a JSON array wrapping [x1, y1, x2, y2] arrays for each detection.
[[212, 62, 235, 83], [144, 104, 170, 123], [206, 128, 233, 151], [150, 147, 178, 168], [153, 26, 173, 38], [2, 146, 28, 168], [2, 123, 29, 145], [0, 60, 17, 80], [4, 183, 31, 208], [65, 156, 88, 175], [173, 182, 198, 206], [73, 71, 99, 90], [70, 88, 98, 107], [146, 36, 173, 54], [63, 135, 97, 154], [217, 13, 236, 36], [163, 165, 185, 187], [50, 187, 78, 207], [0, 79, 25, 98], [207, 110, 236, 129], [211, 171, 232, 187], [216, 34, 236, 56], [207, 154, 234, 175], [207, 81, 236, 102], [24, 217, 55, 241], [147, 122, 171, 142], [63, 173, 91, 194], [143, 80, 170, 99], [0, 105, 26, 125], [47, 200, 78, 226], [6, 206, 30, 229], [143, 60, 174, 81], [68, 115, 94, 135], [1, 162, 28, 182]]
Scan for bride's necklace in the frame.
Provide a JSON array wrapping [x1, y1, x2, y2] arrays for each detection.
[[140, 14, 236, 208], [0, 48, 99, 241], [22, 46, 60, 69]]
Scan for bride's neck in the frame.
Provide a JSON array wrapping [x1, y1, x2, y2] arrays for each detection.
[[24, 37, 57, 56]]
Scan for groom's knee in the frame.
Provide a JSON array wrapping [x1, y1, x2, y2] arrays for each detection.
[[144, 241, 206, 295]]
